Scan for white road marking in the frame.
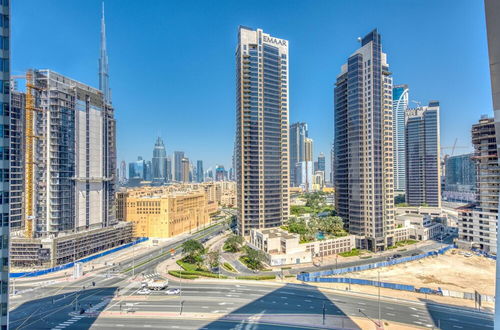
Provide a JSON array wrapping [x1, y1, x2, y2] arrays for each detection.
[[358, 302, 366, 305], [386, 307, 394, 310], [412, 314, 421, 318], [305, 299, 312, 302], [386, 313, 395, 316], [452, 326, 463, 329]]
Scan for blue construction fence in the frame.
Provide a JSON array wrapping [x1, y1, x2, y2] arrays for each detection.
[[10, 237, 148, 278], [297, 244, 455, 282]]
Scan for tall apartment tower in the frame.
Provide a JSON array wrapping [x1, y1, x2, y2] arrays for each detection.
[[289, 122, 308, 187], [405, 101, 441, 207], [10, 90, 24, 230], [235, 26, 290, 236], [0, 1, 9, 326], [152, 137, 167, 183], [174, 151, 184, 182], [334, 29, 395, 251], [181, 157, 190, 183], [393, 85, 409, 193], [27, 69, 117, 234], [457, 117, 498, 253], [317, 152, 325, 172], [196, 160, 204, 183]]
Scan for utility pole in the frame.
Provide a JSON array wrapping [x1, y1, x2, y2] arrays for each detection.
[[322, 301, 326, 325], [132, 243, 135, 277]]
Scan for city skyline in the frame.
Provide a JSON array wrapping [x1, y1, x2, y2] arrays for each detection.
[[12, 0, 491, 170]]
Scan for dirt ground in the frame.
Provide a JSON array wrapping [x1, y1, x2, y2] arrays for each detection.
[[343, 249, 495, 296]]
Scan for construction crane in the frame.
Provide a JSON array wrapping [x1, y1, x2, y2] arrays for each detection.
[[441, 138, 469, 157], [24, 70, 41, 238]]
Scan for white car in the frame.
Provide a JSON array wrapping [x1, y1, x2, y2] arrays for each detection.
[[137, 288, 151, 295], [165, 288, 180, 295]]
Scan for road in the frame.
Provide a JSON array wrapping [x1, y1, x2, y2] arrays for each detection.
[[9, 276, 493, 329], [8, 222, 493, 330]]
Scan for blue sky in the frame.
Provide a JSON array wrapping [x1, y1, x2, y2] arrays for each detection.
[[13, 0, 490, 172]]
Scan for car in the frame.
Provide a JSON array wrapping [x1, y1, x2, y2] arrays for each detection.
[[165, 288, 181, 295], [392, 254, 402, 258], [411, 252, 419, 256], [137, 288, 151, 295]]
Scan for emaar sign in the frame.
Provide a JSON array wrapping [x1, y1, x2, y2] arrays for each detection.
[[263, 35, 287, 47]]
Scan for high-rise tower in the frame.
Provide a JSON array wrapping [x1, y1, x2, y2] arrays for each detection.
[[289, 122, 308, 186], [99, 2, 111, 104], [405, 101, 441, 207], [236, 26, 290, 236], [334, 29, 395, 251], [393, 84, 409, 193], [152, 137, 167, 183], [0, 0, 9, 325]]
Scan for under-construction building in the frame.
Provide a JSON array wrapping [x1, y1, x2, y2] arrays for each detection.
[[25, 69, 117, 234]]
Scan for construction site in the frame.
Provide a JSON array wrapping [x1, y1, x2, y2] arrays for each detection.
[[9, 69, 130, 269]]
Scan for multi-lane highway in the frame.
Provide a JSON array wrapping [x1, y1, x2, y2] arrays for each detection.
[[8, 220, 494, 330]]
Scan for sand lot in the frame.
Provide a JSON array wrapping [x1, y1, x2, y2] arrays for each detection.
[[344, 249, 495, 296]]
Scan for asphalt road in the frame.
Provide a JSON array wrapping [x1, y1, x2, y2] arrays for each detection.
[[8, 223, 492, 330]]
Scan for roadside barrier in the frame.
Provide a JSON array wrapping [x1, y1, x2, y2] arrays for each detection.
[[10, 237, 148, 278], [297, 244, 455, 282]]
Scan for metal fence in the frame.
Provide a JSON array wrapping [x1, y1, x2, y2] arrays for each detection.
[[297, 244, 455, 282], [10, 237, 148, 278]]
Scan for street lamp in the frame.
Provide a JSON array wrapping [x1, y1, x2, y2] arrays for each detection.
[[378, 270, 381, 327]]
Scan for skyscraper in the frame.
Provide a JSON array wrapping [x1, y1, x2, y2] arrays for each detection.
[[26, 68, 117, 234], [405, 101, 441, 207], [0, 1, 9, 323], [235, 26, 290, 236], [457, 117, 497, 253], [317, 152, 325, 172], [10, 90, 24, 230], [334, 29, 394, 251], [166, 156, 172, 182], [297, 137, 314, 191], [445, 154, 476, 193], [144, 160, 153, 181], [484, 0, 500, 322], [152, 137, 167, 183], [99, 2, 111, 104], [289, 122, 308, 187], [181, 157, 190, 182], [174, 151, 184, 182], [196, 160, 204, 183], [393, 84, 409, 193], [215, 165, 226, 181]]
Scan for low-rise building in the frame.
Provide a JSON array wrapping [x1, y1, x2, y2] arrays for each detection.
[[395, 214, 444, 241], [249, 227, 356, 266], [118, 185, 214, 238]]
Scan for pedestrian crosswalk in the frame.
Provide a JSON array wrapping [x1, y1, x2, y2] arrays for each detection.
[[143, 272, 160, 279], [50, 298, 110, 329]]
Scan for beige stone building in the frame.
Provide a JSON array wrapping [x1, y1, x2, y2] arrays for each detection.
[[117, 185, 216, 238]]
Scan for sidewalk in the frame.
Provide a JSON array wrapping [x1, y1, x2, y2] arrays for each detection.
[[98, 310, 418, 329]]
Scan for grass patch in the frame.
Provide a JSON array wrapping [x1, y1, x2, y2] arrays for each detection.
[[171, 269, 226, 279], [339, 248, 361, 257], [285, 275, 296, 278], [176, 260, 199, 272], [360, 255, 372, 259], [239, 256, 265, 271], [236, 275, 276, 280], [168, 270, 199, 279], [280, 266, 292, 270], [222, 262, 237, 273]]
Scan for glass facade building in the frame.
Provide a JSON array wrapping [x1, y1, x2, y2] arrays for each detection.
[[445, 153, 476, 192], [0, 0, 8, 325], [334, 29, 395, 251], [289, 122, 308, 187], [392, 84, 409, 192], [174, 151, 184, 182], [196, 160, 204, 183], [152, 137, 167, 183], [405, 101, 441, 207], [236, 27, 290, 236]]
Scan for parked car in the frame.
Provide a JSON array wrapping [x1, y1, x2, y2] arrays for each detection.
[[411, 252, 419, 256], [392, 254, 402, 259], [165, 288, 181, 295], [137, 288, 151, 295]]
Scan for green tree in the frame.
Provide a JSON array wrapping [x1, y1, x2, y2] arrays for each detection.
[[181, 239, 205, 264], [205, 251, 220, 270], [224, 234, 244, 252], [242, 246, 266, 270]]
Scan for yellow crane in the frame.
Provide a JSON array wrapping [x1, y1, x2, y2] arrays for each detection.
[[24, 70, 40, 238]]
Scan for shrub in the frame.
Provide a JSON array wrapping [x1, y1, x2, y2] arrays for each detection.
[[168, 270, 199, 279], [236, 275, 276, 280], [222, 262, 237, 273]]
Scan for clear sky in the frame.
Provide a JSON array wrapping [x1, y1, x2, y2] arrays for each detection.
[[13, 0, 491, 173]]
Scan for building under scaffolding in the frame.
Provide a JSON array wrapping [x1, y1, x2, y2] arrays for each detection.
[[11, 222, 132, 268]]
